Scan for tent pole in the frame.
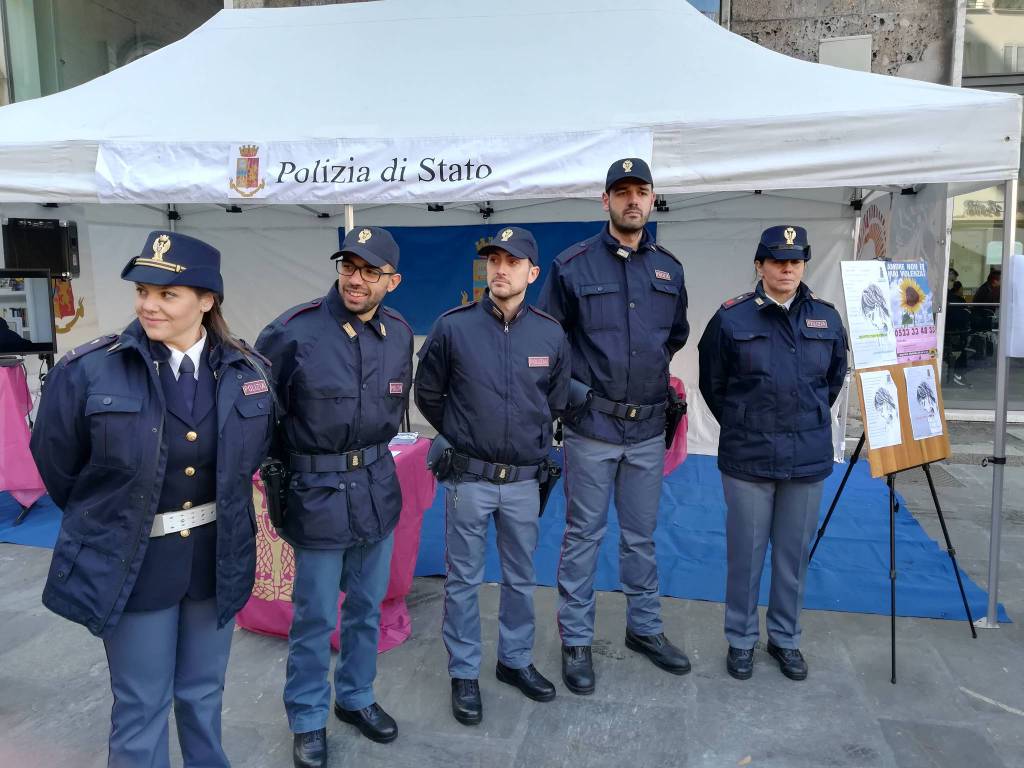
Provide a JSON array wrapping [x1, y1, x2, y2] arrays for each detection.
[[980, 176, 1016, 629], [167, 204, 176, 233], [344, 204, 354, 234]]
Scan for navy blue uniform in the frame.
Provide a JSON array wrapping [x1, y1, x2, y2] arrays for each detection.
[[415, 292, 570, 681], [698, 282, 847, 482], [32, 321, 273, 636], [415, 295, 571, 465], [699, 269, 848, 661], [256, 279, 413, 737], [256, 283, 413, 549], [538, 225, 688, 444]]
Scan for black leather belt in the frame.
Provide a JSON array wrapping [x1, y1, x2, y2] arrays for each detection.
[[452, 452, 541, 484], [589, 395, 668, 422], [289, 443, 388, 472]]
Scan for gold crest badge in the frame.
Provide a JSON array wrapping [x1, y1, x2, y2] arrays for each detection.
[[500, 228, 514, 242], [357, 228, 373, 244], [784, 227, 797, 246], [152, 234, 172, 261], [623, 159, 634, 172]]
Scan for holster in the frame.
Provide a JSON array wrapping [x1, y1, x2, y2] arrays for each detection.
[[426, 434, 456, 481], [664, 386, 687, 449], [567, 378, 594, 419], [538, 457, 563, 517], [258, 459, 290, 529]]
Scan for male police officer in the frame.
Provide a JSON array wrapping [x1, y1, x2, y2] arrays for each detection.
[[256, 226, 413, 768], [698, 226, 847, 681], [415, 227, 570, 725], [538, 158, 690, 694]]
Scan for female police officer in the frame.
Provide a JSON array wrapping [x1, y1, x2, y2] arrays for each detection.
[[30, 231, 274, 767], [698, 226, 847, 683]]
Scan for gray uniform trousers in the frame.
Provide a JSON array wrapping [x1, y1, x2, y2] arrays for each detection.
[[722, 474, 825, 650], [442, 476, 540, 678], [557, 427, 665, 645]]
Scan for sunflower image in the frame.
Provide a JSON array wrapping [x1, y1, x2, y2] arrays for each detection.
[[898, 277, 926, 315]]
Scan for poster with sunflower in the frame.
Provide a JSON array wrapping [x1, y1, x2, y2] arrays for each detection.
[[887, 261, 936, 363]]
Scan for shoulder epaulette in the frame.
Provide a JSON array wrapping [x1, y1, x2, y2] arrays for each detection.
[[282, 299, 323, 325], [381, 305, 413, 333], [562, 241, 590, 264], [64, 333, 119, 361], [721, 292, 754, 310], [528, 305, 561, 326], [440, 301, 477, 318], [809, 292, 836, 309], [653, 242, 678, 259]]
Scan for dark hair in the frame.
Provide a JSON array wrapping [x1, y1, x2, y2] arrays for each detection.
[[198, 292, 247, 355]]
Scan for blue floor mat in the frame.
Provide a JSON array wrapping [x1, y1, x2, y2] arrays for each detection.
[[0, 492, 61, 548], [415, 454, 1010, 623]]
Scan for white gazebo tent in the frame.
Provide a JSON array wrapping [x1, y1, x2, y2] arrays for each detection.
[[0, 0, 1018, 624]]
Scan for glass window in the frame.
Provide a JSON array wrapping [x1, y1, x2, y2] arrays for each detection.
[[965, 0, 1024, 76], [2, 0, 221, 102], [687, 0, 722, 23]]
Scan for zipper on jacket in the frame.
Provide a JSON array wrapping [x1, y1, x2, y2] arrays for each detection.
[[504, 320, 511, 460]]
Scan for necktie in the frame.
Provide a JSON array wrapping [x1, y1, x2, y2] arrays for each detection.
[[178, 354, 197, 414]]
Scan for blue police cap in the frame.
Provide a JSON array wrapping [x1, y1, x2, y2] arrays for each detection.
[[331, 226, 400, 271], [120, 231, 224, 298], [605, 157, 654, 191], [755, 225, 811, 262], [477, 226, 538, 264]]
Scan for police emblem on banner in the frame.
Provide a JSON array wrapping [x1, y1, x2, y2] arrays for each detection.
[[228, 143, 268, 198]]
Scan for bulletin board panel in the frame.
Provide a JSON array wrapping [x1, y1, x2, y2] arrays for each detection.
[[856, 360, 950, 478]]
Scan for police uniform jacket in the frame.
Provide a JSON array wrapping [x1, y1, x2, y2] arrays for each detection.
[[538, 225, 688, 444], [414, 293, 571, 467], [30, 320, 274, 637], [256, 283, 413, 549], [697, 281, 847, 482]]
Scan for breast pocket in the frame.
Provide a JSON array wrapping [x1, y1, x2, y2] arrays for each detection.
[[234, 396, 272, 471], [799, 326, 836, 377], [85, 393, 143, 470], [295, 386, 357, 446], [577, 282, 621, 331], [650, 277, 680, 328], [728, 330, 772, 376]]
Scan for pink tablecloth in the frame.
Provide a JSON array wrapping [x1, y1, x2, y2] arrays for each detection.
[[0, 365, 45, 508], [236, 438, 436, 652]]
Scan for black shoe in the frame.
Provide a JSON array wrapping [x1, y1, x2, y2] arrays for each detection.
[[561, 644, 595, 695], [293, 728, 326, 768], [726, 646, 754, 680], [451, 678, 482, 725], [766, 642, 808, 681], [625, 629, 692, 675], [333, 701, 398, 743], [496, 662, 556, 702]]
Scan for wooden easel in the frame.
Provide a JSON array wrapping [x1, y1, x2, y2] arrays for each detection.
[[809, 360, 976, 684]]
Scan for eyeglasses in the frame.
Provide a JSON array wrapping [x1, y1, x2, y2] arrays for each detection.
[[336, 261, 396, 283]]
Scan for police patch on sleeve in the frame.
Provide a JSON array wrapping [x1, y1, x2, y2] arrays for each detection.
[[806, 319, 828, 329], [528, 356, 550, 368], [389, 381, 404, 394], [242, 379, 269, 396]]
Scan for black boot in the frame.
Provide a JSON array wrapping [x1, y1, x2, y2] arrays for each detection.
[[726, 646, 754, 680], [625, 629, 691, 675], [293, 728, 326, 768], [561, 644, 595, 695], [451, 678, 482, 725], [496, 662, 556, 702], [766, 642, 808, 681], [333, 702, 398, 743]]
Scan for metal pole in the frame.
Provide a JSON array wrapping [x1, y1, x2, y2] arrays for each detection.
[[981, 177, 1017, 629], [344, 204, 355, 234]]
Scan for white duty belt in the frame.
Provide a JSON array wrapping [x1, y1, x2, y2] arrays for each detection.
[[150, 502, 217, 537]]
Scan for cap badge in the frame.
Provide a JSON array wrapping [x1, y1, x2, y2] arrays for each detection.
[[622, 159, 634, 172], [500, 228, 514, 242], [357, 228, 372, 244], [152, 235, 171, 261], [784, 227, 797, 246]]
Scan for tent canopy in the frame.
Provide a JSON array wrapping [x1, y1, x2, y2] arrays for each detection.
[[0, 0, 1019, 204]]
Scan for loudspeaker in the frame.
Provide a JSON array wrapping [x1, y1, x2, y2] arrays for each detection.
[[2, 218, 80, 278]]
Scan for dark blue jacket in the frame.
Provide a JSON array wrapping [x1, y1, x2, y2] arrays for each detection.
[[414, 294, 571, 467], [698, 282, 848, 482], [256, 283, 413, 549], [30, 321, 274, 637], [538, 225, 688, 444]]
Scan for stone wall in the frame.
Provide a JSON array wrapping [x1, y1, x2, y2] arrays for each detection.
[[730, 0, 958, 83]]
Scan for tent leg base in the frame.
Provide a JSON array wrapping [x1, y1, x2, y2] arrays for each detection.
[[973, 617, 1000, 630]]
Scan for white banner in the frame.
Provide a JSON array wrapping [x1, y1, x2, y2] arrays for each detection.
[[95, 130, 653, 204]]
